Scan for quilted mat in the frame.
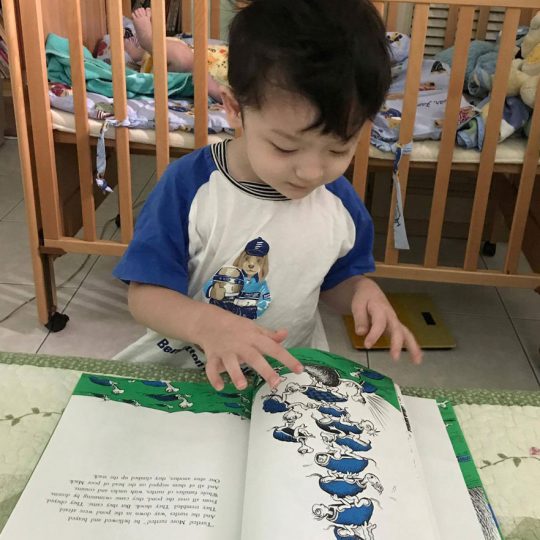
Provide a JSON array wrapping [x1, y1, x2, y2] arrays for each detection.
[[1, 352, 539, 539]]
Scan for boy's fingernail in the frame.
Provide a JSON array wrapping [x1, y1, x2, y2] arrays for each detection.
[[237, 381, 247, 390], [294, 364, 304, 373]]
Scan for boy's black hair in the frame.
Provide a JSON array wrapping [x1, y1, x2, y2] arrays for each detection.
[[228, 0, 391, 141]]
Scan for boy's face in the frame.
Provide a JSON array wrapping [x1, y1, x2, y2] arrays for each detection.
[[225, 88, 360, 199]]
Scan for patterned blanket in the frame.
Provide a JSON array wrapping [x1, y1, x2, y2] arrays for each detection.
[[1, 352, 539, 539]]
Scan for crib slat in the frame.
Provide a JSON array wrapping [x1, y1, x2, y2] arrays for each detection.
[[504, 77, 540, 274], [194, 1, 209, 148], [107, 0, 134, 243], [211, 0, 221, 39], [384, 3, 429, 264], [464, 8, 521, 271], [374, 2, 385, 14], [182, 1, 192, 34], [475, 7, 490, 40], [3, 0, 52, 323], [123, 0, 131, 17], [352, 2, 385, 201], [352, 122, 371, 201], [152, 0, 170, 178], [18, 0, 63, 240], [444, 5, 459, 48], [425, 7, 475, 268], [520, 9, 534, 25], [385, 3, 399, 32], [68, 0, 96, 242]]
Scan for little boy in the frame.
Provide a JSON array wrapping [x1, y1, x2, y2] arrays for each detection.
[[113, 0, 422, 391]]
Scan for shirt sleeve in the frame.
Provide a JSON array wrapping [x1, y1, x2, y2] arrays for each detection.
[[113, 157, 203, 295], [321, 178, 376, 291]]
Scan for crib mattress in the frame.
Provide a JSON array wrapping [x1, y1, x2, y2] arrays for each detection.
[[1, 352, 539, 539], [51, 108, 232, 150], [369, 138, 539, 165], [51, 108, 535, 163]]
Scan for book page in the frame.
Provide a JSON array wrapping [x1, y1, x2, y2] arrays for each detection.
[[1, 375, 251, 540], [401, 396, 486, 540], [240, 350, 441, 540]]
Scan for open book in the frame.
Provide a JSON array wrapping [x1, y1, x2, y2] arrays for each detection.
[[0, 349, 501, 540]]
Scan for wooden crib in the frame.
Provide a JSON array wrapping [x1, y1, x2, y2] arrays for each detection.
[[3, 0, 540, 330]]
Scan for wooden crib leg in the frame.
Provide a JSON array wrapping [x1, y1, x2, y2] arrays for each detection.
[[40, 251, 69, 332], [482, 174, 506, 257], [26, 221, 69, 332], [32, 246, 54, 326]]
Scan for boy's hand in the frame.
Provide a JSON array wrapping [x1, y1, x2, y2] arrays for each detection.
[[351, 278, 422, 364], [193, 310, 304, 391]]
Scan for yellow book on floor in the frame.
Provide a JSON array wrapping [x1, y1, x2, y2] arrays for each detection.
[[343, 293, 456, 350]]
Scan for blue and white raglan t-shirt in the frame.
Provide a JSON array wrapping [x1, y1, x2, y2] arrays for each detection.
[[112, 140, 375, 366]]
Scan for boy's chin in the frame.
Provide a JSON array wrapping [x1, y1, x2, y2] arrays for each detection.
[[279, 183, 315, 199]]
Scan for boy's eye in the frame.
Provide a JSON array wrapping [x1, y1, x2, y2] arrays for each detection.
[[272, 143, 297, 154], [330, 149, 349, 156]]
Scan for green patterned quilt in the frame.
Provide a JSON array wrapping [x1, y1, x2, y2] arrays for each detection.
[[1, 352, 539, 539]]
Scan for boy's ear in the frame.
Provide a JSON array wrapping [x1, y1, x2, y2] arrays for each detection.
[[220, 86, 243, 129]]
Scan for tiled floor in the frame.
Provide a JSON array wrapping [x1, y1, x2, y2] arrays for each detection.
[[0, 139, 539, 390]]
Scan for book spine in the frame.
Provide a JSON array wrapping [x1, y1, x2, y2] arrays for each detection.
[[440, 402, 504, 540]]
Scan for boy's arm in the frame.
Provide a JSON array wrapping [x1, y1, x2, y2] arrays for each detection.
[[320, 276, 422, 364], [128, 282, 303, 389]]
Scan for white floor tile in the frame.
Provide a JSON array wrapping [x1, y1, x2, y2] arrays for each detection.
[[0, 284, 75, 354], [38, 284, 145, 359], [130, 154, 157, 187], [80, 253, 124, 293], [0, 165, 23, 219], [0, 141, 22, 177], [513, 318, 540, 381], [368, 312, 539, 390], [1, 199, 25, 222], [0, 221, 116, 287], [375, 277, 506, 317], [0, 197, 22, 221], [497, 287, 540, 321]]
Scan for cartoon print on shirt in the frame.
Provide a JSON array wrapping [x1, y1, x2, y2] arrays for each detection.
[[204, 237, 271, 320]]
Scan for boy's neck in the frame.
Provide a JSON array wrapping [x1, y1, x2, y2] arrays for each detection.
[[226, 137, 266, 184]]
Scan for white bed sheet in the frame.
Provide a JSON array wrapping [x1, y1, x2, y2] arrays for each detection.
[[51, 108, 535, 163]]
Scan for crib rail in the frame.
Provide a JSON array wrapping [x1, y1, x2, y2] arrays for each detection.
[[106, 0, 134, 245], [68, 0, 96, 243], [356, 0, 540, 288], [4, 0, 540, 327], [424, 6, 475, 268]]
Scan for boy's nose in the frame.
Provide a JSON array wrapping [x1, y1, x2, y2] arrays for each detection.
[[295, 164, 324, 183]]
